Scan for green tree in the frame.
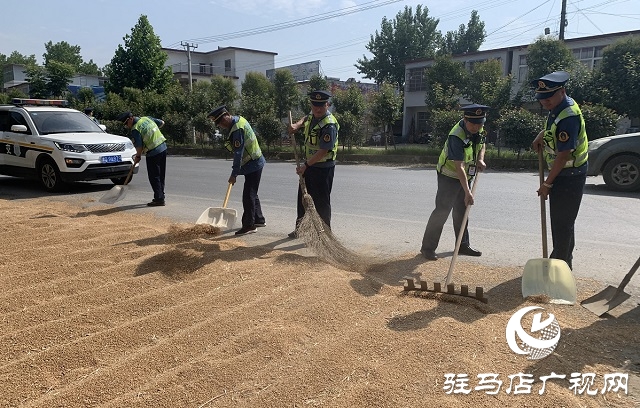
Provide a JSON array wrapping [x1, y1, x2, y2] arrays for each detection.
[[105, 15, 174, 94], [24, 64, 48, 98], [43, 40, 83, 71], [240, 72, 275, 126], [78, 60, 102, 76], [332, 85, 367, 149], [525, 37, 576, 85], [430, 109, 463, 147], [439, 10, 486, 55], [580, 103, 620, 141], [355, 5, 441, 89], [593, 37, 640, 119], [46, 60, 74, 98], [369, 82, 403, 149], [462, 59, 513, 123], [424, 55, 468, 105], [272, 69, 298, 122], [496, 108, 545, 159]]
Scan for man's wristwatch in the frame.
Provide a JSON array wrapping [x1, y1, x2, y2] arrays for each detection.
[[303, 161, 309, 168], [542, 182, 553, 188]]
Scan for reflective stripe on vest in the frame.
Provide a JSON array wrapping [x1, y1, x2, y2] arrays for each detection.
[[223, 116, 262, 166], [133, 117, 166, 151], [303, 113, 339, 162], [436, 122, 485, 180], [542, 101, 588, 170]]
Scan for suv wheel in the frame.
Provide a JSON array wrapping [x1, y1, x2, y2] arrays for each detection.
[[602, 154, 640, 192], [38, 158, 64, 192]]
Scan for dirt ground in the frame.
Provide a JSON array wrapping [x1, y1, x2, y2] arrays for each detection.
[[1, 197, 638, 408]]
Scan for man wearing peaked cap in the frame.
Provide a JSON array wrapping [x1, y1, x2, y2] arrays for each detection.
[[531, 71, 588, 269], [287, 90, 339, 238], [308, 90, 332, 106], [118, 110, 168, 206], [208, 105, 229, 124], [208, 105, 266, 235], [419, 103, 489, 261]]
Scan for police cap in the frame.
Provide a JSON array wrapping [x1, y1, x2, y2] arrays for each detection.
[[116, 111, 132, 123], [530, 71, 569, 100], [308, 90, 331, 106], [208, 105, 228, 123], [460, 104, 489, 124]]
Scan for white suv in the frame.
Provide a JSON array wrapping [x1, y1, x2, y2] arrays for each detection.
[[0, 98, 138, 192]]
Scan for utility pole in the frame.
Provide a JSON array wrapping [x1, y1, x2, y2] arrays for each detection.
[[181, 41, 198, 144], [181, 41, 198, 91], [559, 0, 567, 40]]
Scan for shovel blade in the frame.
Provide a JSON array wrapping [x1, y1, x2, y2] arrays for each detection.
[[522, 258, 577, 305], [99, 185, 128, 204], [196, 207, 237, 229], [581, 286, 631, 316]]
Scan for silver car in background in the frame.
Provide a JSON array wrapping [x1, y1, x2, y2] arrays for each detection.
[[587, 132, 640, 192]]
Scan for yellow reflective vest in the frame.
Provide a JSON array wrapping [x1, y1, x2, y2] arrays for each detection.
[[303, 113, 339, 162], [133, 117, 166, 151], [224, 116, 262, 166], [542, 101, 588, 170], [436, 122, 485, 180]]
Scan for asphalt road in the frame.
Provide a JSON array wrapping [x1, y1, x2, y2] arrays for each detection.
[[2, 155, 639, 296]]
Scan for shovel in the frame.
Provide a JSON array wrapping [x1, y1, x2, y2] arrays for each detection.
[[581, 256, 640, 316], [195, 182, 237, 229], [99, 164, 135, 204], [521, 150, 577, 305]]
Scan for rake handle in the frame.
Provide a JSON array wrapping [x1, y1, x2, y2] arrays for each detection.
[[124, 163, 135, 186], [445, 172, 480, 286], [538, 149, 548, 258], [222, 182, 233, 208]]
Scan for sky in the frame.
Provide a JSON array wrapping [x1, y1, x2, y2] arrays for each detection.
[[1, 0, 639, 82]]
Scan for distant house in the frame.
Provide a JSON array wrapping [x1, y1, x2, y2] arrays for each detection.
[[2, 63, 107, 100], [403, 29, 640, 139], [163, 46, 277, 94]]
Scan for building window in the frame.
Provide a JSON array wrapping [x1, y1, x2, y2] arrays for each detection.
[[517, 54, 528, 83], [417, 111, 428, 133], [199, 63, 206, 74], [571, 46, 605, 70], [225, 59, 231, 72], [407, 67, 426, 92]]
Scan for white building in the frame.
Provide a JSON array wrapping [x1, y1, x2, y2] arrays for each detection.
[[403, 29, 640, 138], [163, 46, 277, 93]]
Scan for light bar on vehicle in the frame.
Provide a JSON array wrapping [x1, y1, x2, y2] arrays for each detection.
[[11, 98, 69, 107]]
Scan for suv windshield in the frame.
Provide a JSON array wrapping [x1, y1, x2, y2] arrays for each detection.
[[29, 110, 103, 135]]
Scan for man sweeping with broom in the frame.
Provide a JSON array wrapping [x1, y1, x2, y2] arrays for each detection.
[[287, 90, 339, 239]]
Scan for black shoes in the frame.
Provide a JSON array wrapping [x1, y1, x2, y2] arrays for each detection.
[[288, 230, 298, 239], [458, 245, 482, 257], [147, 200, 165, 206], [420, 249, 438, 260], [235, 226, 257, 235]]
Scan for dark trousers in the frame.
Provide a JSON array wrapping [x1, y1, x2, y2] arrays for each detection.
[[549, 174, 586, 269], [297, 165, 334, 228], [421, 172, 471, 252], [146, 150, 167, 201], [241, 168, 265, 228]]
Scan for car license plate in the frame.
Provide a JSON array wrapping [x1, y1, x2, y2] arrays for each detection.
[[100, 155, 121, 164]]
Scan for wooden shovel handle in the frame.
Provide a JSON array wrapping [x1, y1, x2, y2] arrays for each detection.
[[616, 255, 640, 293], [538, 149, 548, 258], [222, 182, 232, 208], [124, 164, 135, 186]]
